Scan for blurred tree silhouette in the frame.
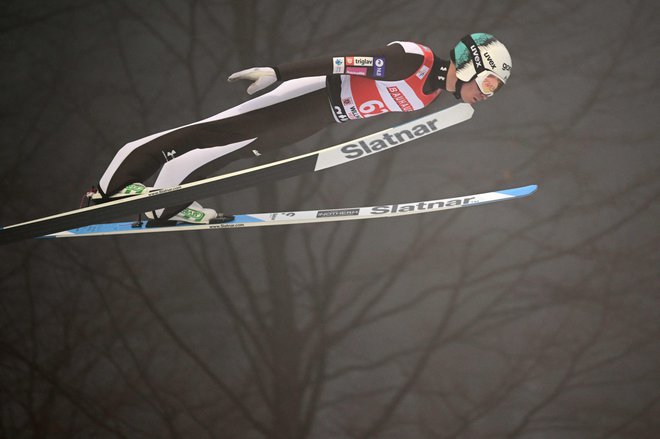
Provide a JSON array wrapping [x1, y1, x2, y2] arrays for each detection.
[[1, 1, 659, 438]]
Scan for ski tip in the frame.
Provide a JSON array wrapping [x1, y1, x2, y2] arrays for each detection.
[[453, 102, 475, 117], [497, 184, 538, 198]]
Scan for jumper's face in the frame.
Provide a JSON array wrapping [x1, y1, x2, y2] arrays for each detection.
[[475, 72, 504, 96], [460, 72, 504, 103], [460, 79, 491, 103]]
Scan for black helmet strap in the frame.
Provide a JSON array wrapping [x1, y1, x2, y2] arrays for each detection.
[[451, 34, 487, 100], [453, 80, 464, 100], [460, 34, 487, 78]]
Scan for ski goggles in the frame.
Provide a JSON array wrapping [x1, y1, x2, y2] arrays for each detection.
[[475, 70, 505, 96]]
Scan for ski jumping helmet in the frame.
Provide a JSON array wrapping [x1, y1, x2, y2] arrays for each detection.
[[450, 33, 512, 99]]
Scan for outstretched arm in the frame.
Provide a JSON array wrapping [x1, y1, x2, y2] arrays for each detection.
[[228, 43, 424, 94]]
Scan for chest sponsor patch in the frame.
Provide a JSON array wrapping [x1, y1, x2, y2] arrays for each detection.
[[333, 57, 345, 74], [373, 57, 386, 78], [346, 56, 373, 67], [416, 65, 430, 80], [387, 86, 413, 112], [346, 66, 367, 76]]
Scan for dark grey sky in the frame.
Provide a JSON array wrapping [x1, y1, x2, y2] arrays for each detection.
[[1, 1, 659, 437]]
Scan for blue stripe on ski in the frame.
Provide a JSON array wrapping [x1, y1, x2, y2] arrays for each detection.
[[60, 214, 265, 235], [228, 215, 265, 223], [496, 185, 538, 198]]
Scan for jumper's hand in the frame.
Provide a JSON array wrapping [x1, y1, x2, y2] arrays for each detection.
[[228, 67, 277, 95]]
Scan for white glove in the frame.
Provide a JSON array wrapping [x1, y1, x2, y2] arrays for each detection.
[[227, 67, 277, 95]]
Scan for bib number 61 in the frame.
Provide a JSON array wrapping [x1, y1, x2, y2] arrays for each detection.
[[359, 100, 389, 117]]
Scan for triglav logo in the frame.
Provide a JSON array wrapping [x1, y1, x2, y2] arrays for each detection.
[[347, 56, 373, 67]]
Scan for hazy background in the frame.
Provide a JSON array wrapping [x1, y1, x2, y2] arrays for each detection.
[[1, 1, 659, 438]]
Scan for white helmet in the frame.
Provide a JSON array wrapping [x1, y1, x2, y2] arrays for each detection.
[[450, 33, 512, 97]]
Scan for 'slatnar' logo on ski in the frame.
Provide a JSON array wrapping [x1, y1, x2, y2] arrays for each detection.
[[371, 196, 477, 214], [340, 119, 441, 159]]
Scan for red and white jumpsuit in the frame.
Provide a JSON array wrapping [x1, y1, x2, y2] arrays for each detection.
[[98, 41, 451, 218]]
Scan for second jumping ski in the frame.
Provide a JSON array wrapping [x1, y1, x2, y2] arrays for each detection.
[[42, 185, 538, 239]]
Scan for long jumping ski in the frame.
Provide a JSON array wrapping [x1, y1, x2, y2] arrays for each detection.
[[42, 185, 537, 239], [0, 103, 474, 245]]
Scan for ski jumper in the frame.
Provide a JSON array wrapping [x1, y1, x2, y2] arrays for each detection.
[[98, 41, 450, 218]]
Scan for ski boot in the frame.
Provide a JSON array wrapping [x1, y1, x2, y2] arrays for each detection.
[[145, 201, 234, 228], [80, 183, 149, 207]]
